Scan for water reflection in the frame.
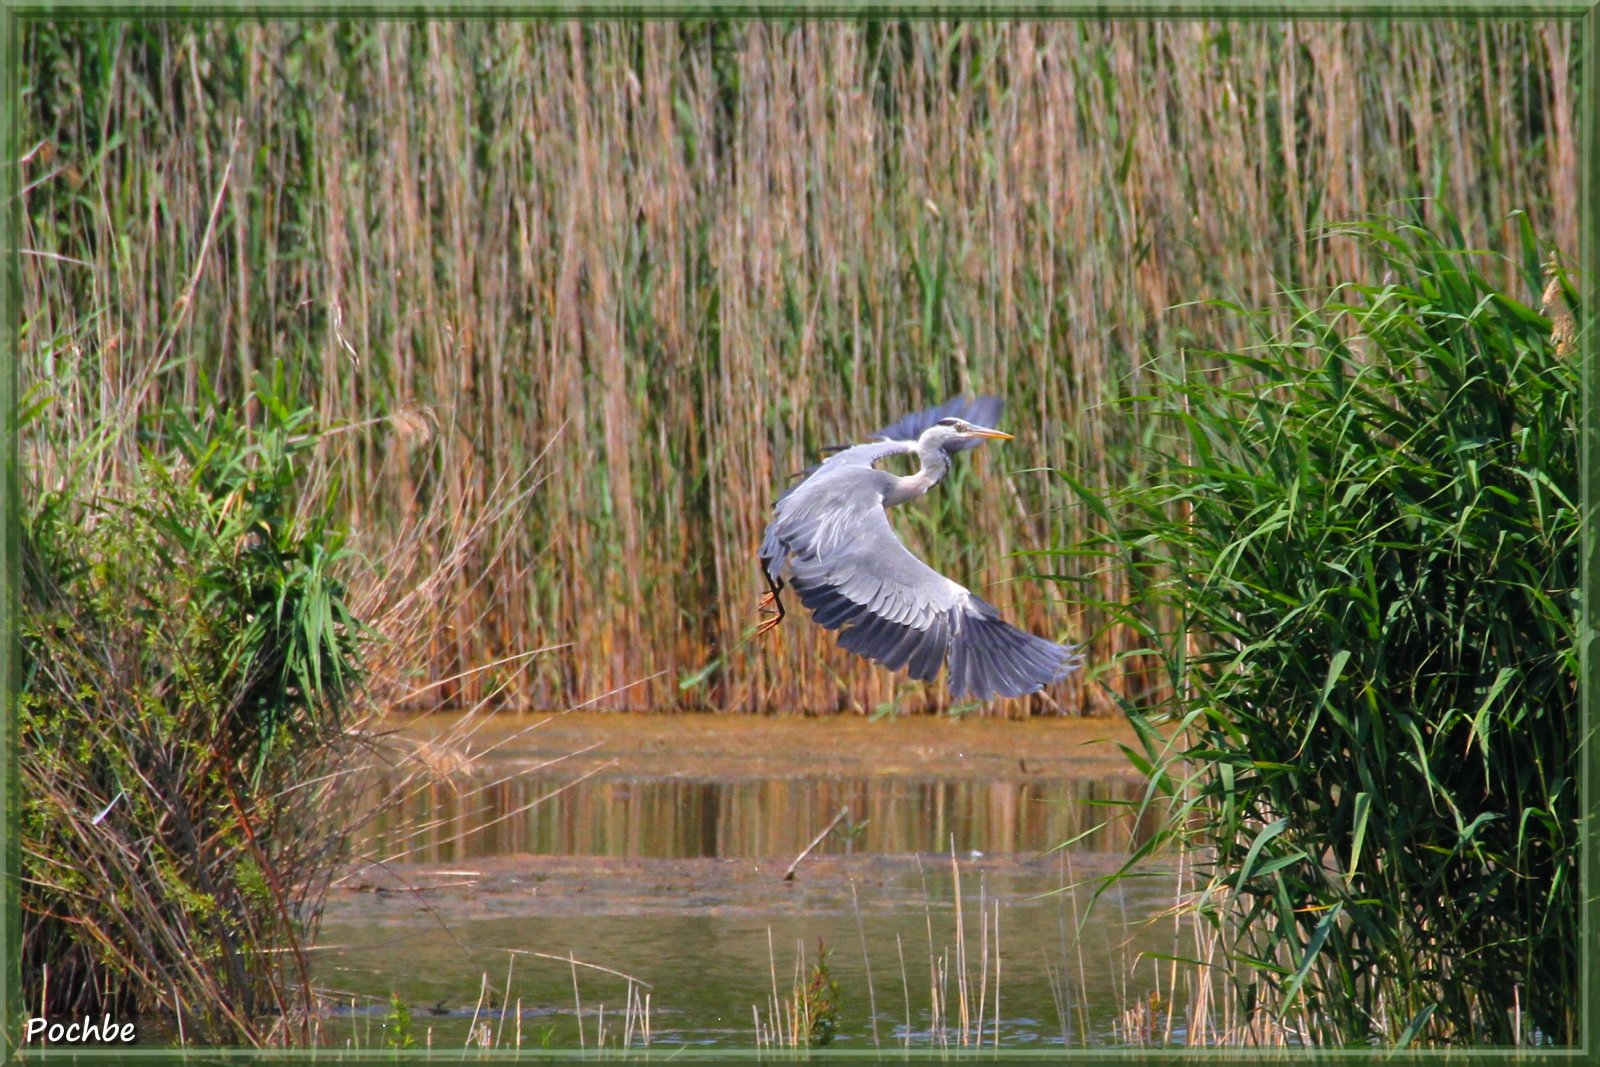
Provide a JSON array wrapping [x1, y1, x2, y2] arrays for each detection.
[[326, 714, 1176, 1048], [356, 773, 1150, 864], [320, 851, 1184, 1049]]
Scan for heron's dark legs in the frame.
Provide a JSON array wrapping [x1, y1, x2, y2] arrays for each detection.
[[756, 566, 786, 636]]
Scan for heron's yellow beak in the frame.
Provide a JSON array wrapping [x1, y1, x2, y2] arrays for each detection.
[[967, 427, 1013, 440]]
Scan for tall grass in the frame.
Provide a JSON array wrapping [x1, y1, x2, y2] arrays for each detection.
[[18, 365, 367, 1042], [18, 19, 1579, 713], [1063, 216, 1580, 1046], [18, 302, 538, 1042]]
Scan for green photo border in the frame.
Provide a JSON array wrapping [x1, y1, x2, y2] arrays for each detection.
[[0, 2, 1593, 1063]]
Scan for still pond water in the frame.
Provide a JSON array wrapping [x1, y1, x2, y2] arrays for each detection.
[[317, 713, 1183, 1050]]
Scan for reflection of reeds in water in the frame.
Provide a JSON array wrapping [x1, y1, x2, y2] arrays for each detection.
[[20, 20, 1578, 714], [350, 768, 1150, 862], [320, 716, 1288, 1050], [326, 713, 1219, 1049]]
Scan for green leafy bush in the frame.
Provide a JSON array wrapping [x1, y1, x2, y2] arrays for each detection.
[[1064, 216, 1579, 1046], [20, 364, 365, 1043]]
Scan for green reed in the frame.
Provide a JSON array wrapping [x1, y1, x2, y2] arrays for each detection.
[[18, 364, 365, 1042], [1060, 216, 1580, 1045]]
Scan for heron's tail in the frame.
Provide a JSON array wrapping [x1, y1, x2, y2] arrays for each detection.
[[947, 597, 1082, 701]]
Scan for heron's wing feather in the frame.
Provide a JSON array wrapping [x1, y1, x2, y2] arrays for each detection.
[[874, 395, 1004, 450], [779, 494, 966, 634], [760, 472, 1080, 700], [942, 594, 1084, 700]]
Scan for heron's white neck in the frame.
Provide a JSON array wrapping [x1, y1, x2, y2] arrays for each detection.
[[885, 438, 950, 506]]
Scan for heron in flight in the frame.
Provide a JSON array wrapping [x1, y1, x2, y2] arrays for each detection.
[[758, 396, 1081, 700]]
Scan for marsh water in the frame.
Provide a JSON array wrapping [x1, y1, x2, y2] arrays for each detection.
[[318, 713, 1183, 1049]]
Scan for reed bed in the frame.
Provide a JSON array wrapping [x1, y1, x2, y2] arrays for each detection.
[[1063, 217, 1581, 1046], [18, 19, 1578, 713]]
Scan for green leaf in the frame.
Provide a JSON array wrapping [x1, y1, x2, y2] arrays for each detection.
[[1235, 816, 1290, 889], [1278, 902, 1342, 1013], [1346, 791, 1371, 885]]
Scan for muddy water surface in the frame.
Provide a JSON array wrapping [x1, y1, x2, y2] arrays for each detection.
[[318, 713, 1182, 1049]]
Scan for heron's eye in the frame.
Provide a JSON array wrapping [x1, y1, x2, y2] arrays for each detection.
[[936, 417, 962, 428]]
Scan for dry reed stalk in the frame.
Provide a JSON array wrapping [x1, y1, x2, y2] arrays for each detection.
[[849, 879, 882, 1048]]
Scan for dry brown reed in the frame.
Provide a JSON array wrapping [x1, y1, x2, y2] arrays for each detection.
[[20, 20, 1578, 714]]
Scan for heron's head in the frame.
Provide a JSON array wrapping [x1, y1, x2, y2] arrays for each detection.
[[923, 416, 1013, 451]]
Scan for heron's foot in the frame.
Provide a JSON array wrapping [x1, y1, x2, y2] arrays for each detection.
[[756, 566, 785, 637], [756, 590, 784, 637]]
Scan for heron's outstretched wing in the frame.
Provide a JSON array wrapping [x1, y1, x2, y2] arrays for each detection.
[[759, 467, 1080, 700], [874, 395, 1004, 449]]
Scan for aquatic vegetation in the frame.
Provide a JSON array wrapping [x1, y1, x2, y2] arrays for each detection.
[[383, 993, 418, 1050], [1061, 216, 1581, 1045], [802, 939, 844, 1047]]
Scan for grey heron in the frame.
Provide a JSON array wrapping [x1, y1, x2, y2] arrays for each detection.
[[758, 396, 1082, 700]]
